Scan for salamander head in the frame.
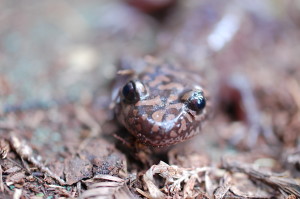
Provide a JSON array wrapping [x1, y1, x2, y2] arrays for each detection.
[[114, 60, 208, 147]]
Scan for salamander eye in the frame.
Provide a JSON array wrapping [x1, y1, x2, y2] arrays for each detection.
[[187, 92, 206, 112], [181, 89, 206, 113], [121, 80, 146, 103], [122, 81, 139, 103]]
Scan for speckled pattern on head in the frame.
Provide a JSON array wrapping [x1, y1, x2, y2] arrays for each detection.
[[114, 56, 209, 147]]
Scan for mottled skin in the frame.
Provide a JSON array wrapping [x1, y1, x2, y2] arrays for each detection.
[[114, 57, 209, 147]]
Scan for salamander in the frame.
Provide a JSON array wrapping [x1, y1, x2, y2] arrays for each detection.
[[114, 56, 209, 147]]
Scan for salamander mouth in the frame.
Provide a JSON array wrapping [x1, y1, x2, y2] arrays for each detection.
[[134, 125, 200, 148], [128, 110, 201, 147]]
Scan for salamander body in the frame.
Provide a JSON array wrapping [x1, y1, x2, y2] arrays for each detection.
[[114, 57, 208, 147]]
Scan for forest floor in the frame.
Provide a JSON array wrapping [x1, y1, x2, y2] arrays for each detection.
[[0, 0, 300, 198]]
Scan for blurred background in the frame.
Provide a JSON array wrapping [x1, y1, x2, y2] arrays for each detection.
[[1, 0, 299, 110]]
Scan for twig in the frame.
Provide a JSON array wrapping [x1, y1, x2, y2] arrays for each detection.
[[143, 161, 213, 198], [0, 165, 4, 192], [46, 184, 73, 198], [13, 188, 22, 199], [80, 175, 137, 199], [0, 139, 10, 159], [76, 181, 82, 198], [213, 173, 231, 199], [9, 134, 66, 185], [75, 106, 102, 152], [222, 158, 300, 197]]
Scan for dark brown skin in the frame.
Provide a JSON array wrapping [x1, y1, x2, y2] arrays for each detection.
[[114, 56, 209, 147]]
